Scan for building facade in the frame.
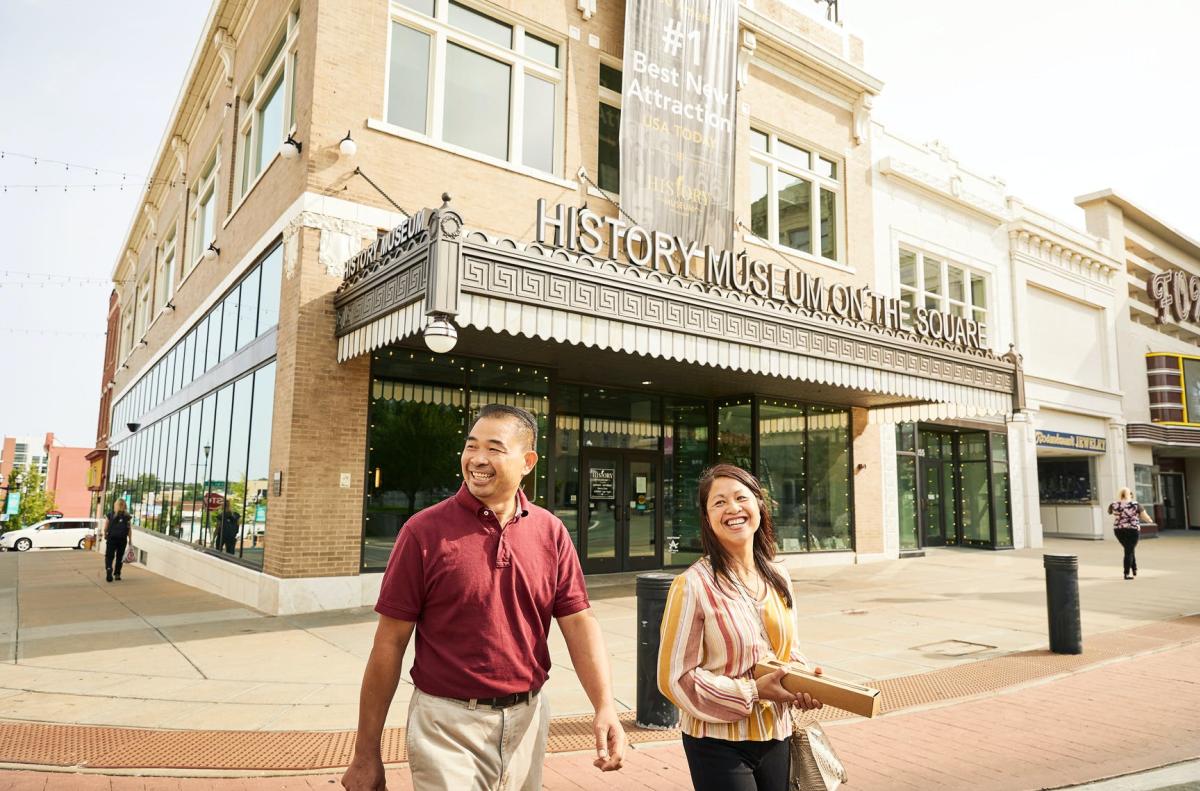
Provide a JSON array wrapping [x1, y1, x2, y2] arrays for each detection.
[[98, 0, 1028, 613], [1, 434, 92, 518], [1078, 190, 1200, 533]]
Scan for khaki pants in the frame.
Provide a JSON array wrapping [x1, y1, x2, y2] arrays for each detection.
[[406, 688, 550, 791]]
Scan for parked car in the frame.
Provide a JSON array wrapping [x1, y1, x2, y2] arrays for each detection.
[[0, 518, 103, 551]]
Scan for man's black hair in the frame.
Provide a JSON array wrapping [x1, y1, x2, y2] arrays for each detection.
[[474, 403, 538, 450]]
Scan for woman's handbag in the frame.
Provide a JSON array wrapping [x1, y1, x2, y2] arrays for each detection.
[[123, 540, 136, 565], [790, 717, 849, 791]]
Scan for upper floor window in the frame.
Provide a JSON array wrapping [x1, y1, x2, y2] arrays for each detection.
[[157, 225, 176, 309], [189, 150, 219, 271], [386, 0, 562, 175], [898, 247, 989, 327], [135, 271, 152, 338], [597, 63, 621, 193], [748, 128, 842, 263], [120, 303, 134, 358], [237, 8, 300, 200]]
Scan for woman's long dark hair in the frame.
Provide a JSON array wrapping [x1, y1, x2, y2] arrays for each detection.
[[697, 464, 793, 609]]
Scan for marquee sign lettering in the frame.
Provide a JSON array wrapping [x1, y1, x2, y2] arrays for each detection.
[[338, 209, 429, 292], [1147, 270, 1200, 325], [1034, 430, 1106, 453], [535, 200, 988, 352]]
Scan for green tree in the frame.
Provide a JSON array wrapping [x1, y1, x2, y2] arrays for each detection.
[[3, 466, 57, 531], [372, 401, 462, 519]]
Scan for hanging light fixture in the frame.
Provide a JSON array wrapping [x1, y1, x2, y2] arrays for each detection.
[[203, 242, 220, 261], [338, 130, 357, 158], [423, 313, 458, 354], [281, 134, 303, 159]]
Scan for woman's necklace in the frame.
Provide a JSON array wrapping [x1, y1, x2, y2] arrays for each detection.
[[731, 561, 764, 601]]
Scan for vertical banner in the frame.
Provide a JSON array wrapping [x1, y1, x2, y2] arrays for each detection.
[[621, 0, 738, 251]]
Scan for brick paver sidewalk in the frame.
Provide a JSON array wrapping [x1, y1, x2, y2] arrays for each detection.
[[4, 638, 1198, 790]]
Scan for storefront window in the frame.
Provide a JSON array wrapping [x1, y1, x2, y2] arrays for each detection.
[[759, 401, 807, 553], [1133, 464, 1159, 505], [664, 397, 708, 565], [808, 405, 851, 551], [552, 385, 581, 547], [366, 353, 466, 570], [1037, 458, 1094, 504], [717, 399, 753, 469], [959, 433, 991, 545], [582, 389, 660, 450], [991, 434, 1012, 547], [897, 454, 919, 550]]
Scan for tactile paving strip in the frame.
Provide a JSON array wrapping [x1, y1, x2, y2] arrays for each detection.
[[0, 615, 1195, 771]]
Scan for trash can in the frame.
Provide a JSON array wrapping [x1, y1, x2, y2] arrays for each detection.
[[83, 534, 96, 551], [635, 572, 679, 729], [1043, 554, 1082, 655]]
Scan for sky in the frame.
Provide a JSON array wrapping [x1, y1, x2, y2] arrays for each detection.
[[0, 1, 1197, 447]]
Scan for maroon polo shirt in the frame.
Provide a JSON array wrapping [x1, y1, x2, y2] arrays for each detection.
[[375, 484, 590, 699]]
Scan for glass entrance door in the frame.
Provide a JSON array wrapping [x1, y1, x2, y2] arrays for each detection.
[[1159, 473, 1187, 530], [920, 458, 948, 546], [581, 450, 661, 574]]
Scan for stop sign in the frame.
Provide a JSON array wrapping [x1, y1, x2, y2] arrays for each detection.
[[204, 492, 225, 511]]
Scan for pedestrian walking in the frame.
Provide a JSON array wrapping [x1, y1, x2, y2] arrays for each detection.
[[1108, 487, 1150, 580], [658, 463, 822, 791], [104, 499, 131, 583], [341, 404, 625, 791], [218, 502, 240, 555]]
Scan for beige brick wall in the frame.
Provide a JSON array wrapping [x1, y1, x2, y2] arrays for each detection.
[[265, 226, 369, 578], [850, 407, 884, 554]]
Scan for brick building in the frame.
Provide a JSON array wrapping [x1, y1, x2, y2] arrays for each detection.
[[1, 434, 92, 518], [98, 0, 1024, 614]]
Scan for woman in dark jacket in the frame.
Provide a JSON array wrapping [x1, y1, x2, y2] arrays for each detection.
[[104, 499, 131, 582]]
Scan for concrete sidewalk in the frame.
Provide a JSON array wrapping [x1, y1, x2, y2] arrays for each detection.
[[2, 534, 1197, 732], [2, 627, 1198, 789], [0, 533, 1197, 788]]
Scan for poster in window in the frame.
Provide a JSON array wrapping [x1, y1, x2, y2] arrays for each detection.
[[589, 467, 615, 500], [1184, 358, 1200, 424], [620, 0, 738, 250]]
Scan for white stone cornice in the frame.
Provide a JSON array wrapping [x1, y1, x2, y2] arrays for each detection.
[[213, 28, 236, 87], [1007, 219, 1121, 286], [737, 29, 758, 91], [170, 136, 188, 178], [878, 156, 1006, 221], [141, 204, 158, 238], [852, 93, 872, 146]]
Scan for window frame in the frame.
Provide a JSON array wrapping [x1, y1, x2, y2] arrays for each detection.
[[157, 223, 177, 312], [188, 148, 220, 273], [596, 58, 622, 196], [897, 245, 990, 330], [746, 125, 845, 266], [235, 7, 301, 205], [382, 0, 565, 177], [135, 270, 153, 340]]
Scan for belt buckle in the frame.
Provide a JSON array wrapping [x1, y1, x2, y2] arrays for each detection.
[[490, 692, 524, 710]]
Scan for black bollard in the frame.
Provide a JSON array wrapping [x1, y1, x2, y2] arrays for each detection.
[[635, 572, 679, 729], [1043, 554, 1082, 654]]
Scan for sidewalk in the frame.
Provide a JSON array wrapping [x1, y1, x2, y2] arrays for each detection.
[[1, 533, 1197, 788]]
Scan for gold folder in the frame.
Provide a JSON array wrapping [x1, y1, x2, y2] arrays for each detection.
[[753, 658, 881, 718]]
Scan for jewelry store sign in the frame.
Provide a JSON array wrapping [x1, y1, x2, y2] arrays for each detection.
[[1035, 430, 1106, 453], [535, 200, 989, 352]]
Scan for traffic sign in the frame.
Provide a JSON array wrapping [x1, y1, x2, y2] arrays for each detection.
[[204, 492, 225, 511]]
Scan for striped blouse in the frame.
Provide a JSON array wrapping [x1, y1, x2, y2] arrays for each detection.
[[657, 558, 808, 742]]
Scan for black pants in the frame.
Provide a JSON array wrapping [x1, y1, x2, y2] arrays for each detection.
[[105, 535, 128, 577], [681, 733, 790, 791], [1115, 528, 1139, 576]]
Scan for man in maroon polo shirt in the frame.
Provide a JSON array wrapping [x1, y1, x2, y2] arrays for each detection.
[[342, 403, 626, 791]]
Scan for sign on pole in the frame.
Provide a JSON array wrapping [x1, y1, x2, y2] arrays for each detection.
[[4, 493, 20, 516], [204, 492, 225, 511], [620, 0, 739, 250]]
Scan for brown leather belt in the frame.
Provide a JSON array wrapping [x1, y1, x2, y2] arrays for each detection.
[[459, 687, 541, 710]]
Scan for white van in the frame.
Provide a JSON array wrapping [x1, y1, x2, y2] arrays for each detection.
[[0, 518, 103, 551]]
